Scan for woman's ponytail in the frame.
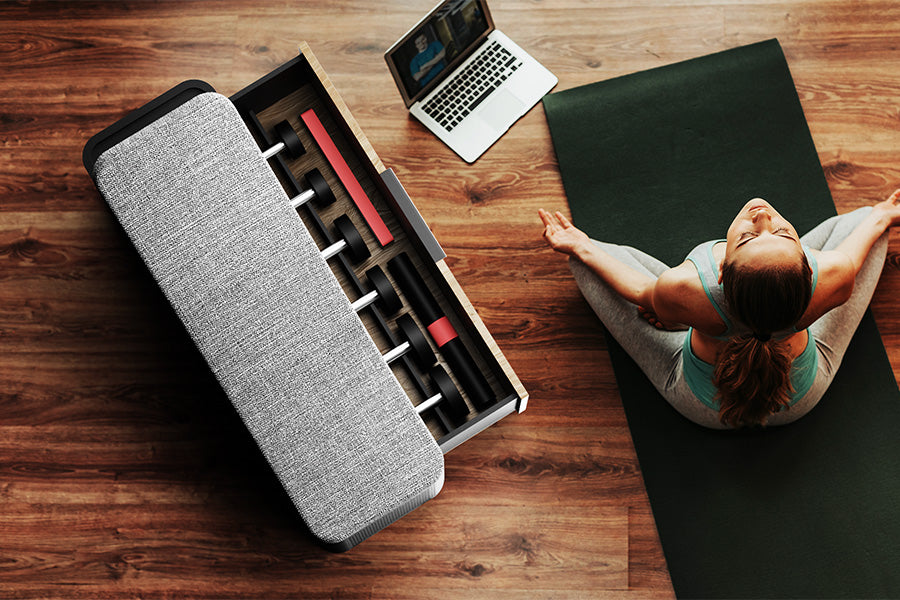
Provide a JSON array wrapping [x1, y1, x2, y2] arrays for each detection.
[[714, 333, 794, 426]]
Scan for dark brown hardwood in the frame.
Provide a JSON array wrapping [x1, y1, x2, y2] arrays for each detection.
[[1, 1, 898, 597]]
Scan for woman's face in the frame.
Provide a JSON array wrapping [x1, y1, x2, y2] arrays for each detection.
[[723, 198, 804, 273]]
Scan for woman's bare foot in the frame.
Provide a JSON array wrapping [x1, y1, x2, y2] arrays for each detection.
[[637, 306, 687, 331]]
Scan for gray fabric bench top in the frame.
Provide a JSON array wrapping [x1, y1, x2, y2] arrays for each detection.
[[92, 92, 444, 550]]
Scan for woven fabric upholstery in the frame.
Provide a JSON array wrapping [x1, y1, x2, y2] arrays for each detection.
[[92, 92, 444, 550]]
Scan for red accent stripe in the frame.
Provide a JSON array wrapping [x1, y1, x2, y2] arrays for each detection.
[[300, 109, 393, 246], [427, 316, 458, 347]]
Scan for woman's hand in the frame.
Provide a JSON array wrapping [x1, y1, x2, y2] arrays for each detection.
[[873, 188, 900, 227], [539, 208, 593, 257]]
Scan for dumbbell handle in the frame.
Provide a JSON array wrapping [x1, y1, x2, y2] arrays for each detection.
[[381, 340, 412, 364], [261, 141, 287, 160], [320, 239, 348, 261], [414, 393, 442, 414], [350, 289, 378, 312], [289, 187, 316, 209]]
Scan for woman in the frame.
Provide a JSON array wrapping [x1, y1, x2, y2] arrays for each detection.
[[540, 190, 900, 428]]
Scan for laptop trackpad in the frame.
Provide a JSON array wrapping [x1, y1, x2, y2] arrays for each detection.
[[478, 89, 525, 131]]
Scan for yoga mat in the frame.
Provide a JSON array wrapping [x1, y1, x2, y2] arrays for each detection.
[[544, 39, 900, 599]]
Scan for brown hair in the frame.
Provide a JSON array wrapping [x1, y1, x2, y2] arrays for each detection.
[[713, 254, 813, 427]]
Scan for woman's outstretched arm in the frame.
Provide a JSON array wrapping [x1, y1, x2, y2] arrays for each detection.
[[806, 189, 900, 318], [834, 189, 900, 273], [539, 208, 657, 308], [539, 209, 726, 333]]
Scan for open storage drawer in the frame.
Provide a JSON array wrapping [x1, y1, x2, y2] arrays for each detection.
[[227, 43, 527, 451]]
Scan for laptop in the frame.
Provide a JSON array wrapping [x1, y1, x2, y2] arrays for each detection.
[[385, 0, 558, 163]]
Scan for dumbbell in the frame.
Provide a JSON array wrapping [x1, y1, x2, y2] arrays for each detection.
[[288, 169, 336, 209], [379, 316, 468, 424], [260, 120, 305, 160], [388, 252, 494, 410], [350, 266, 402, 315], [320, 215, 370, 263]]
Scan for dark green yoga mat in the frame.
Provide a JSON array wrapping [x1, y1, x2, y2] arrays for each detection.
[[544, 39, 900, 599]]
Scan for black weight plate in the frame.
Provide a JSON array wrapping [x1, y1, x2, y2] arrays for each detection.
[[334, 215, 370, 262], [367, 266, 401, 314], [397, 314, 434, 367], [274, 120, 304, 158], [305, 168, 336, 205], [430, 364, 468, 423]]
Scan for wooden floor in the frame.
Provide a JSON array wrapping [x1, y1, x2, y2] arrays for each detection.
[[2, 1, 899, 597]]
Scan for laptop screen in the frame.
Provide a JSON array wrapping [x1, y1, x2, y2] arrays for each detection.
[[385, 0, 494, 108]]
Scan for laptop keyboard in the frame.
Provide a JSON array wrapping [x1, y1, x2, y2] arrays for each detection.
[[421, 41, 523, 132]]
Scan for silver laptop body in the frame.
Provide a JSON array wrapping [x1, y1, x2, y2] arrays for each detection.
[[385, 0, 557, 163]]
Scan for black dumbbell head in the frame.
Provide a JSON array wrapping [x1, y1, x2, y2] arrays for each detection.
[[366, 266, 401, 314], [397, 313, 434, 367], [333, 215, 370, 263], [430, 364, 468, 422], [305, 168, 336, 205], [274, 120, 305, 158]]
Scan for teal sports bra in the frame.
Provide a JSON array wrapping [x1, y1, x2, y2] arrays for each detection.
[[682, 239, 820, 409], [683, 327, 818, 409]]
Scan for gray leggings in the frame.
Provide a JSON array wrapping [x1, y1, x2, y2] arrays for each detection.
[[570, 207, 887, 429]]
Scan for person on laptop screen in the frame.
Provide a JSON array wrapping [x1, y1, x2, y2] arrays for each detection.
[[394, 2, 489, 100], [410, 33, 446, 88]]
